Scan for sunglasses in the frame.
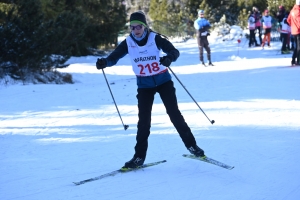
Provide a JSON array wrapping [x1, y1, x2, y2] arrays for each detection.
[[130, 24, 143, 30]]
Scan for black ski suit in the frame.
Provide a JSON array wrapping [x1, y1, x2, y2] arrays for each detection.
[[105, 30, 198, 159]]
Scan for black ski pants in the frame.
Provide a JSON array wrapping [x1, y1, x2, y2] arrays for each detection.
[[281, 33, 288, 51], [292, 34, 300, 64], [249, 29, 256, 46], [134, 80, 197, 159], [196, 36, 211, 62]]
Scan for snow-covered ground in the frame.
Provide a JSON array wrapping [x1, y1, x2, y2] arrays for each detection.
[[1, 29, 300, 200]]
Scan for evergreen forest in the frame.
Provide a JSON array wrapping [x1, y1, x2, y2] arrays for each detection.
[[0, 0, 296, 83]]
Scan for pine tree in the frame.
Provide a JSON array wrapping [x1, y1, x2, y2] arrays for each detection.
[[56, 0, 127, 53], [0, 0, 74, 80], [40, 0, 65, 20], [149, 0, 169, 35], [199, 0, 214, 23], [267, 0, 294, 17], [237, 8, 250, 29], [188, 0, 203, 18], [0, 0, 63, 73], [39, 0, 127, 53]]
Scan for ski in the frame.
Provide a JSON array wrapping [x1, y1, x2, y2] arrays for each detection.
[[183, 154, 234, 170], [73, 160, 167, 185]]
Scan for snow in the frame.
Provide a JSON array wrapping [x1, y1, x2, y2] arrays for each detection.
[[1, 27, 300, 200]]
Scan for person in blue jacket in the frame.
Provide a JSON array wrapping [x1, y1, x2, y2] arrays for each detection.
[[96, 11, 205, 169], [194, 10, 213, 66]]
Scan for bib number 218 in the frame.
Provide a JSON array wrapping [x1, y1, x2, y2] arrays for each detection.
[[138, 62, 160, 75]]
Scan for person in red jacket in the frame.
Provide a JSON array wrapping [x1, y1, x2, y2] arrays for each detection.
[[287, 1, 300, 66]]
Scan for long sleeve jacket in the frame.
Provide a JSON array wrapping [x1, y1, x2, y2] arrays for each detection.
[[281, 17, 291, 34], [287, 5, 300, 35], [194, 18, 211, 36], [105, 30, 180, 88], [248, 15, 256, 30]]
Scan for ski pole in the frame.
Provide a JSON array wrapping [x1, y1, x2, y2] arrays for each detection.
[[167, 66, 215, 125], [102, 69, 129, 130]]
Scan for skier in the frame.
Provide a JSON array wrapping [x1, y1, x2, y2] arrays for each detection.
[[194, 10, 213, 66], [253, 7, 262, 45], [261, 10, 273, 48], [248, 11, 257, 47], [287, 0, 300, 66], [96, 11, 206, 169], [275, 5, 287, 39], [276, 5, 287, 24]]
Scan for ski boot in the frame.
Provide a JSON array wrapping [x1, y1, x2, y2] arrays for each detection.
[[208, 61, 214, 66], [188, 145, 205, 157], [122, 156, 144, 170]]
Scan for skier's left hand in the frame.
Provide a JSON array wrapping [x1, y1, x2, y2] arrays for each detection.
[[159, 56, 172, 67]]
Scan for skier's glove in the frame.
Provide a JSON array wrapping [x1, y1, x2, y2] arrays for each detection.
[[159, 56, 172, 67], [96, 58, 107, 70]]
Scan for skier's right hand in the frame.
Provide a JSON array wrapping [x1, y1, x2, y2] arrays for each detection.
[[96, 58, 107, 70]]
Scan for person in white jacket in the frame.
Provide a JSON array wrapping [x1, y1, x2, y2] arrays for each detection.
[[261, 10, 273, 48], [280, 14, 291, 54], [248, 12, 256, 47]]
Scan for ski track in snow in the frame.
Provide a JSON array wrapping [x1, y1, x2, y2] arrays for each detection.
[[1, 33, 300, 200]]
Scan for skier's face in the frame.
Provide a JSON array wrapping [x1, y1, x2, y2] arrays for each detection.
[[130, 23, 145, 38]]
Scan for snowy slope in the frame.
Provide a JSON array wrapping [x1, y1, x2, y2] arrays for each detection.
[[1, 32, 300, 200]]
